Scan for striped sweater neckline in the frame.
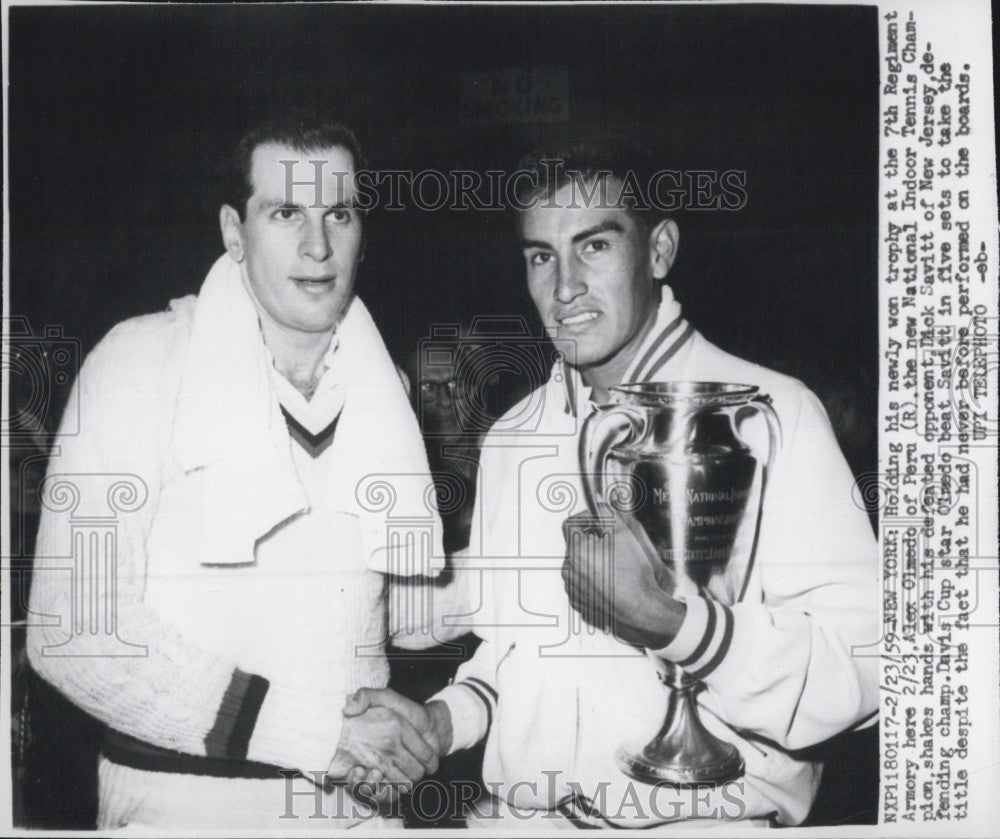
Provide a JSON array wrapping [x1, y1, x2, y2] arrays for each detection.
[[560, 310, 694, 417]]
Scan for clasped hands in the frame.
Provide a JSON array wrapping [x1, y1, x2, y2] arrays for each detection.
[[327, 688, 452, 795]]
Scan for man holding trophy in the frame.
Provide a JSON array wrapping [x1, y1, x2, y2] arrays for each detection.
[[353, 138, 879, 828]]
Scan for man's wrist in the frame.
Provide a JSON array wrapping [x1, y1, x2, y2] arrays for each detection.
[[640, 595, 687, 649], [247, 682, 342, 776], [425, 700, 453, 755], [647, 595, 718, 666]]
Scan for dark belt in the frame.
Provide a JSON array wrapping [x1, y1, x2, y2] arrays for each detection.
[[102, 728, 300, 780]]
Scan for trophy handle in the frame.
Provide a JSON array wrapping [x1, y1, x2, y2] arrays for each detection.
[[731, 394, 782, 603], [747, 394, 782, 477], [579, 404, 648, 515]]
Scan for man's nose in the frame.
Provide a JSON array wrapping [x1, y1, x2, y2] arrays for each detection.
[[300, 219, 332, 261], [554, 259, 587, 303]]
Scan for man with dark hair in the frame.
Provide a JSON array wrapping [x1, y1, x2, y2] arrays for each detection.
[[27, 113, 445, 828], [223, 113, 368, 224], [355, 138, 878, 828], [512, 137, 666, 228]]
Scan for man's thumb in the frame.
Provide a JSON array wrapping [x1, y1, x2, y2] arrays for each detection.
[[342, 688, 372, 717]]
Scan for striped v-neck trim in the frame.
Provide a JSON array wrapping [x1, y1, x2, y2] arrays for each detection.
[[623, 315, 694, 383], [280, 405, 341, 458]]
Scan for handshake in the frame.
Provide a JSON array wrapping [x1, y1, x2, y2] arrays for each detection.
[[328, 688, 453, 792]]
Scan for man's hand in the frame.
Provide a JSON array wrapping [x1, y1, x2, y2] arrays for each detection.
[[424, 700, 453, 756], [343, 687, 453, 755], [561, 502, 686, 649], [333, 688, 454, 801], [326, 689, 440, 791]]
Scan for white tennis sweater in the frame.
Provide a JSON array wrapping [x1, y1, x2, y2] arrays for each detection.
[[27, 255, 444, 828]]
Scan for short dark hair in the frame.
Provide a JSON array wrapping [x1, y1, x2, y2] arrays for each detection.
[[511, 136, 669, 231], [224, 110, 366, 220]]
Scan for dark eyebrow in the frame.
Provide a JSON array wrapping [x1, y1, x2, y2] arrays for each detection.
[[570, 221, 624, 244], [519, 220, 625, 251], [256, 199, 357, 213], [257, 200, 300, 211]]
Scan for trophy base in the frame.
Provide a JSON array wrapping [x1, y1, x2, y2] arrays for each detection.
[[615, 663, 745, 787], [615, 739, 744, 787]]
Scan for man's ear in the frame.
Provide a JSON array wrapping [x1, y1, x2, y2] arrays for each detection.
[[649, 219, 679, 280], [219, 205, 245, 262]]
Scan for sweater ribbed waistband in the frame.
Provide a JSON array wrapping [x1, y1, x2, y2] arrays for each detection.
[[102, 728, 299, 780]]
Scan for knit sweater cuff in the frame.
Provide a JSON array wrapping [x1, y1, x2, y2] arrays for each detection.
[[430, 682, 492, 754], [649, 596, 736, 680], [245, 681, 343, 777], [202, 668, 270, 759]]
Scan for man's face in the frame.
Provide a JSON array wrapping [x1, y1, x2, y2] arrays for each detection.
[[407, 349, 466, 438], [221, 143, 363, 336], [518, 178, 677, 381]]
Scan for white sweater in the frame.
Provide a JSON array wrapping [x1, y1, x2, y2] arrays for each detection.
[[432, 295, 879, 827], [27, 256, 443, 828]]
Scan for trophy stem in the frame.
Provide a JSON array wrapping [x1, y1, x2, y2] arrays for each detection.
[[615, 662, 744, 786]]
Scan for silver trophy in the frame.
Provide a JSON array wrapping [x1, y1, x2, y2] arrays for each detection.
[[579, 381, 779, 786]]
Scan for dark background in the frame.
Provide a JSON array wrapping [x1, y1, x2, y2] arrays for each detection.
[[10, 3, 877, 389], [7, 2, 879, 828]]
